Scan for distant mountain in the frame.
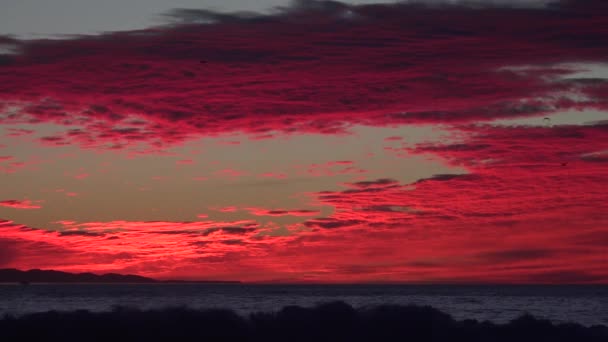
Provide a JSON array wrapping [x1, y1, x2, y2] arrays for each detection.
[[0, 269, 156, 284]]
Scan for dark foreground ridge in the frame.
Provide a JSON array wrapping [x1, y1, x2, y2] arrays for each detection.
[[2, 301, 607, 342]]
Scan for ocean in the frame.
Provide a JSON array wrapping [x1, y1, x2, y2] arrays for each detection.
[[0, 284, 606, 326]]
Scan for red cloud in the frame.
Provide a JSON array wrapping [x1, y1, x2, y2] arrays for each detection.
[[287, 123, 608, 282], [5, 125, 603, 283], [0, 1, 607, 283], [0, 1, 607, 151], [0, 219, 292, 280], [0, 200, 42, 209]]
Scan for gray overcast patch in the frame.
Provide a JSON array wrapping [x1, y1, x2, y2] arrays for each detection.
[[0, 0, 558, 38], [0, 0, 397, 39]]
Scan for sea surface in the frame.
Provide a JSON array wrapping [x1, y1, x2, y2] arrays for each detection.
[[0, 284, 606, 326]]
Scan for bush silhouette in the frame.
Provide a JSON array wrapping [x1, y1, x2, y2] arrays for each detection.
[[1, 301, 606, 342]]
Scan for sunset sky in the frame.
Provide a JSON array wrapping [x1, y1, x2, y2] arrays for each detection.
[[0, 0, 607, 283]]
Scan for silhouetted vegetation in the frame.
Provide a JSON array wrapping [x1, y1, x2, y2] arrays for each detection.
[[1, 301, 606, 341]]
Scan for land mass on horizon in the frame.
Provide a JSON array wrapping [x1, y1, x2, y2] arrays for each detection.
[[0, 269, 240, 284]]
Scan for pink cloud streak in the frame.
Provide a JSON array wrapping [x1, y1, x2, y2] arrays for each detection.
[[0, 200, 42, 209]]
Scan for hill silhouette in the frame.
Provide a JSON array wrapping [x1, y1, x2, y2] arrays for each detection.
[[0, 268, 155, 283], [0, 268, 241, 284]]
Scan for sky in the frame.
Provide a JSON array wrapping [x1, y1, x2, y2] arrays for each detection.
[[0, 0, 607, 283]]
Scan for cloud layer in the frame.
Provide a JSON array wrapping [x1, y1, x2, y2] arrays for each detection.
[[0, 0, 607, 150], [0, 0, 607, 282]]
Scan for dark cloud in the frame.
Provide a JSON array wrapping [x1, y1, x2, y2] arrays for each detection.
[[406, 260, 444, 268], [525, 270, 605, 283], [580, 151, 608, 163], [202, 227, 255, 236], [414, 173, 470, 184], [360, 205, 412, 213], [164, 8, 267, 25], [304, 218, 364, 229], [58, 231, 106, 237], [348, 179, 399, 188], [247, 208, 321, 217], [477, 249, 554, 263], [163, 0, 564, 26]]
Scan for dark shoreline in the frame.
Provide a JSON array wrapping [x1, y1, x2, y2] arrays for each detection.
[[0, 268, 241, 284], [0, 281, 242, 285], [2, 282, 605, 286], [2, 301, 606, 342]]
